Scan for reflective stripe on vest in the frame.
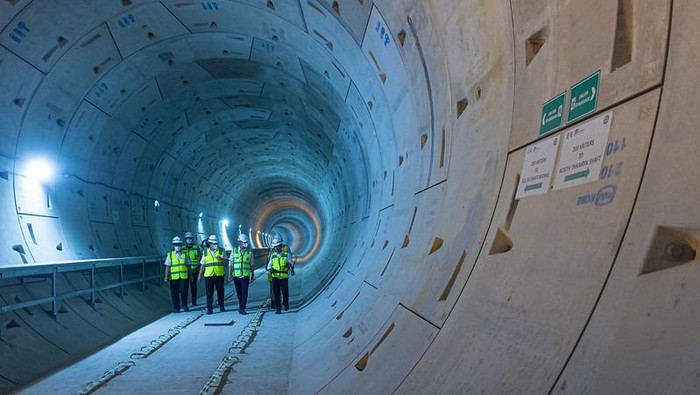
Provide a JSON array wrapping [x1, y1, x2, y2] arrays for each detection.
[[203, 247, 226, 277], [269, 247, 290, 279], [186, 245, 200, 268], [232, 247, 252, 277], [169, 251, 189, 280]]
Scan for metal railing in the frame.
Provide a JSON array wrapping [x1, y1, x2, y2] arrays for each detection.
[[0, 255, 164, 317]]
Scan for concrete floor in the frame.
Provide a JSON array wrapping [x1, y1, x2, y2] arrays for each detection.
[[220, 312, 298, 395], [19, 276, 299, 395]]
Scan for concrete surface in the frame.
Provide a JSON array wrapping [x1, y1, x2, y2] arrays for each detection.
[[22, 298, 298, 395], [1, 0, 698, 394]]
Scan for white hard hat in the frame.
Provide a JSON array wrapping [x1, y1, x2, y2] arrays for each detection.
[[238, 234, 249, 243], [172, 236, 183, 244], [208, 235, 218, 244], [184, 231, 194, 238], [271, 234, 283, 247]]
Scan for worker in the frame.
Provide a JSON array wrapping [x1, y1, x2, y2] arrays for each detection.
[[267, 257, 274, 307], [198, 235, 229, 315], [163, 236, 190, 313], [184, 231, 202, 307], [229, 234, 254, 315], [266, 234, 295, 314]]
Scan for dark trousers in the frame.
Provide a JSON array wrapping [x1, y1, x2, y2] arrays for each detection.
[[169, 278, 189, 311], [205, 275, 225, 312], [233, 276, 250, 312], [188, 274, 198, 305], [271, 277, 289, 312]]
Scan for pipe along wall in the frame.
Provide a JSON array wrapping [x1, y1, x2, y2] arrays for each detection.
[[1, 0, 699, 393]]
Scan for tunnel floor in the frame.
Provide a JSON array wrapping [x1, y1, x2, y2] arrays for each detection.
[[19, 274, 300, 394]]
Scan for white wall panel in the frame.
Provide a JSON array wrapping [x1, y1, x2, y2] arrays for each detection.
[[0, 0, 106, 72], [0, 157, 31, 265], [401, 89, 659, 394], [88, 120, 131, 186], [18, 215, 70, 262], [133, 224, 156, 255], [90, 222, 121, 257], [113, 132, 149, 191], [107, 2, 189, 58], [0, 47, 43, 158], [87, 184, 113, 223], [510, 0, 669, 148], [320, 305, 438, 394], [250, 37, 305, 81]]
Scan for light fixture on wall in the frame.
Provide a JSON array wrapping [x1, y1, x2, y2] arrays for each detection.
[[25, 158, 54, 183], [220, 219, 232, 250]]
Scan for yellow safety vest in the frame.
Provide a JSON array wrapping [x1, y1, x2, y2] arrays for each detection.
[[185, 244, 201, 269], [231, 247, 252, 277], [168, 251, 189, 280], [202, 247, 226, 277], [269, 246, 291, 279]]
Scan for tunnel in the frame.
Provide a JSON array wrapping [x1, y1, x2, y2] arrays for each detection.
[[0, 0, 698, 393]]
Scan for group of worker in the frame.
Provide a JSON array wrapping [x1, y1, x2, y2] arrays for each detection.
[[163, 232, 295, 315]]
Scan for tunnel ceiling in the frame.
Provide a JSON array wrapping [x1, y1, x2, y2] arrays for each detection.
[[1, 0, 386, 261]]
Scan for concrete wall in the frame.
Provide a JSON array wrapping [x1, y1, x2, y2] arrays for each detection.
[[2, 0, 698, 393]]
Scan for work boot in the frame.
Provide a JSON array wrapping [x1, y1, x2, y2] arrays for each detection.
[[173, 308, 180, 313], [206, 310, 213, 315], [275, 310, 281, 314], [220, 306, 226, 313], [183, 306, 190, 312]]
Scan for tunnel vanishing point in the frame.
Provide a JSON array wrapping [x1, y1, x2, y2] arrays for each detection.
[[0, 0, 698, 393]]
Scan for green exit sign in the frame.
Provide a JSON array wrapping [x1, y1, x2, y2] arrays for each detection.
[[539, 92, 566, 136], [567, 70, 601, 123]]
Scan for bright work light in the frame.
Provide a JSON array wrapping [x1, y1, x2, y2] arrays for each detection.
[[25, 158, 54, 182]]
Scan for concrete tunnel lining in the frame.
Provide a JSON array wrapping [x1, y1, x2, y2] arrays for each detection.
[[1, 0, 698, 393]]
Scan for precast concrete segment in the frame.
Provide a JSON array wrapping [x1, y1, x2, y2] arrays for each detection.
[[552, 1, 700, 392], [397, 89, 661, 394], [290, 281, 398, 392], [2, 0, 700, 394], [510, 0, 669, 149], [290, 1, 516, 392]]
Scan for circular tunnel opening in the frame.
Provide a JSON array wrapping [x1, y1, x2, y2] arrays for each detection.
[[6, 4, 385, 306], [1, 0, 518, 392]]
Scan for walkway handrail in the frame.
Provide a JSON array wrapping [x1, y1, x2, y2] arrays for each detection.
[[0, 255, 164, 316]]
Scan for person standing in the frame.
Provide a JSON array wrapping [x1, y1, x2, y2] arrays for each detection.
[[266, 234, 295, 314], [164, 236, 190, 313], [198, 235, 228, 315], [183, 231, 202, 307], [229, 234, 255, 315]]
